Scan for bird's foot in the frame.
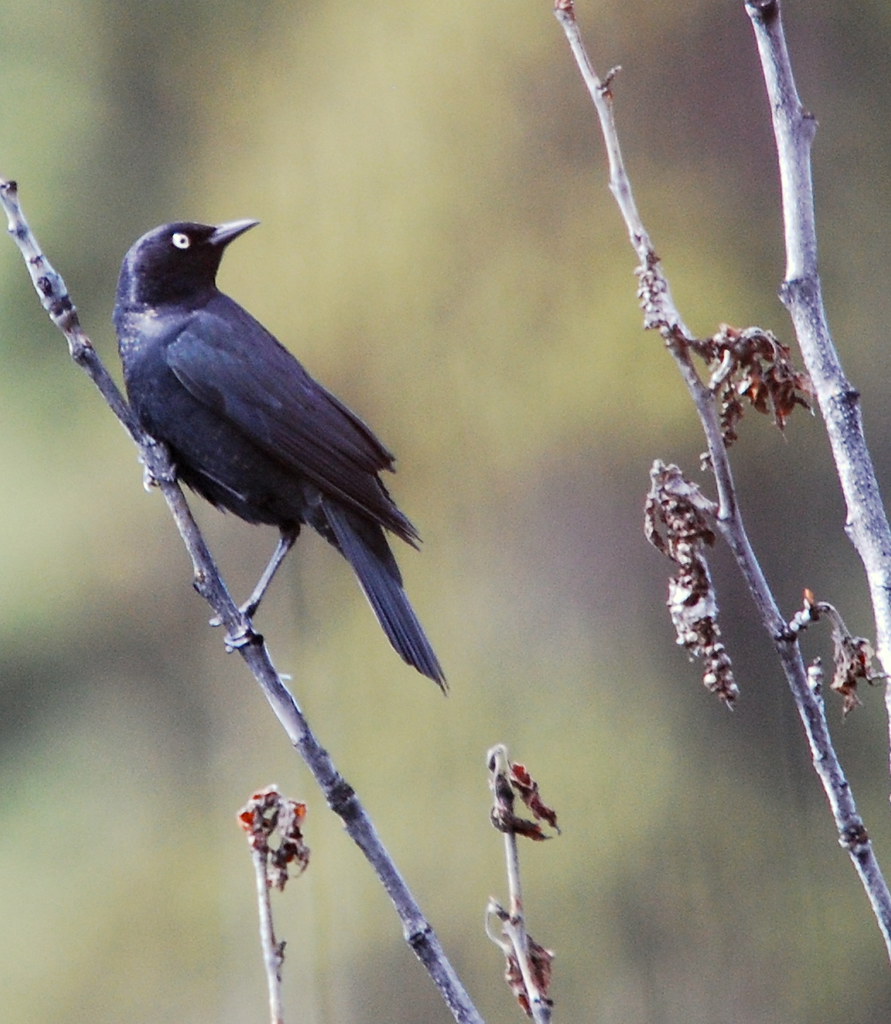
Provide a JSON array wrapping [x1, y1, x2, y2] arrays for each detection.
[[138, 438, 177, 491], [209, 597, 259, 628], [141, 462, 158, 492], [224, 624, 261, 651]]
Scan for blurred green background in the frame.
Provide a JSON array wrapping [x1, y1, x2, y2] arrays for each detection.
[[2, 1, 891, 1021]]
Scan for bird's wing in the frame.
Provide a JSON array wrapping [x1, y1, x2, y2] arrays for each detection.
[[165, 303, 414, 533]]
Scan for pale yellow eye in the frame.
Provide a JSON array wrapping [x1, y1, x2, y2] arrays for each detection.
[[171, 232, 191, 250]]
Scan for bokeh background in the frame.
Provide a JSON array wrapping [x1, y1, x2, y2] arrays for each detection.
[[2, 2, 891, 1021]]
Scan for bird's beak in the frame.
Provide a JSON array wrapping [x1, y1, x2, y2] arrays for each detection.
[[209, 219, 260, 247]]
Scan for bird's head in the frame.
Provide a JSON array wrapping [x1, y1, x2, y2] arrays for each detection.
[[116, 219, 259, 309]]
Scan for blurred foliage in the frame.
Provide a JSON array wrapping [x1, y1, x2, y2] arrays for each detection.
[[2, 1, 891, 1022]]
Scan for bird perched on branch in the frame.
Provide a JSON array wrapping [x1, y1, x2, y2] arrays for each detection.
[[114, 219, 445, 689]]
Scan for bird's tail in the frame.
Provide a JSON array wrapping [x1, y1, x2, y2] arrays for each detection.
[[323, 501, 446, 691]]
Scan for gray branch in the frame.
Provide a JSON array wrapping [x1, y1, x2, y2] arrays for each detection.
[[744, 0, 891, 778]]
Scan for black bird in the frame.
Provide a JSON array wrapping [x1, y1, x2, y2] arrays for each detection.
[[114, 219, 445, 689]]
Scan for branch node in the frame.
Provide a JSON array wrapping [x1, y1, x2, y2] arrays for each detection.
[[839, 821, 870, 854], [406, 921, 435, 954], [600, 64, 622, 96], [746, 0, 780, 23], [807, 657, 824, 699], [326, 777, 357, 817]]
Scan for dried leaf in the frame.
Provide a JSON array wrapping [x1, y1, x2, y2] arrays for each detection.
[[646, 462, 738, 704], [785, 593, 885, 717], [490, 808, 551, 841], [702, 325, 812, 445], [504, 935, 555, 1018], [488, 746, 560, 840], [487, 900, 555, 1020], [508, 762, 561, 834], [830, 632, 872, 718], [238, 786, 310, 889]]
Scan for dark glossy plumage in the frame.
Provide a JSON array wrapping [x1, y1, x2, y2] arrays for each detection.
[[114, 220, 444, 688]]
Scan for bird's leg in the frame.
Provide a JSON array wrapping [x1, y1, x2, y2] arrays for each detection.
[[209, 527, 298, 626], [240, 527, 298, 618]]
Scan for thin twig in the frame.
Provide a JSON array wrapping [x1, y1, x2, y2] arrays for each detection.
[[487, 745, 556, 1023], [250, 840, 286, 1024], [238, 786, 311, 1024], [0, 178, 485, 1024], [552, 1, 891, 957], [490, 748, 541, 1023]]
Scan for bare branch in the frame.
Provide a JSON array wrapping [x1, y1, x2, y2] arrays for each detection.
[[0, 178, 485, 1024], [552, 1, 891, 957], [744, 0, 891, 776]]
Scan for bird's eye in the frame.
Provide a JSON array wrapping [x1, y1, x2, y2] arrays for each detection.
[[171, 232, 191, 250]]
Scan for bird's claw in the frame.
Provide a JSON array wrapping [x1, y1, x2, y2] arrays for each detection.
[[210, 599, 258, 628], [224, 624, 260, 651]]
